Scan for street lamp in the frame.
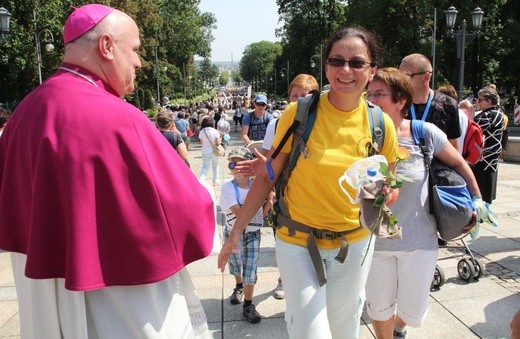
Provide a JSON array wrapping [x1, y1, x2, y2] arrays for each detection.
[[310, 44, 323, 90], [35, 29, 55, 84], [0, 7, 12, 42], [419, 8, 438, 89], [34, 9, 55, 84], [279, 66, 289, 94], [445, 6, 484, 102]]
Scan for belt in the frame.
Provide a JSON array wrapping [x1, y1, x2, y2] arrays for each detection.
[[276, 214, 362, 287]]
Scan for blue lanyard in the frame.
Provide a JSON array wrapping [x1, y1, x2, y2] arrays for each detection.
[[231, 179, 252, 206], [410, 89, 434, 121]]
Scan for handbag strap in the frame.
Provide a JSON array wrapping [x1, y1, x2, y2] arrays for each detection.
[[202, 128, 218, 152], [411, 120, 435, 214]]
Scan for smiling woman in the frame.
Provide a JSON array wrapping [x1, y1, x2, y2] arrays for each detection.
[[218, 25, 400, 339]]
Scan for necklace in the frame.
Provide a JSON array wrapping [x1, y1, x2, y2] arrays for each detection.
[[59, 66, 98, 87]]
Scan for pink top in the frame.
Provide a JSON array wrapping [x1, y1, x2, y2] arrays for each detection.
[[0, 64, 215, 291]]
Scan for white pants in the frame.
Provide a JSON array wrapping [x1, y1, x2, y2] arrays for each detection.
[[365, 249, 437, 327], [276, 235, 374, 339], [11, 252, 209, 339], [199, 152, 220, 185]]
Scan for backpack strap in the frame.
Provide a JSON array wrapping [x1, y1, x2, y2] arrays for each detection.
[[246, 112, 253, 139], [273, 90, 320, 209], [366, 100, 385, 155]]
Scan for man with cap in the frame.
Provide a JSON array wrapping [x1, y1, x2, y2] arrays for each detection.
[[240, 94, 274, 145], [0, 4, 214, 338]]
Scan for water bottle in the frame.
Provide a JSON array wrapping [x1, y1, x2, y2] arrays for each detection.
[[338, 155, 387, 203], [365, 167, 384, 183]]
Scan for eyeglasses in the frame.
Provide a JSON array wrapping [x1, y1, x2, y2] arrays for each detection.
[[406, 71, 432, 78], [366, 91, 391, 99], [326, 57, 374, 69], [228, 161, 238, 169]]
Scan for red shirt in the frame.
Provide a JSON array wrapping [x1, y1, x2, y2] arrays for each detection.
[[0, 64, 215, 291]]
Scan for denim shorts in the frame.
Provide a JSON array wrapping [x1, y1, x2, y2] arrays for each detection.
[[223, 227, 261, 285]]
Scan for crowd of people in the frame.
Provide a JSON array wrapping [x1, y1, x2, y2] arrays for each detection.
[[0, 3, 517, 339]]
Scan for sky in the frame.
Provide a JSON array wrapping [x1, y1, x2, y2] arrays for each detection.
[[198, 0, 281, 62]]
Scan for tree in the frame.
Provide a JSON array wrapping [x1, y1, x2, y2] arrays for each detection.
[[0, 0, 216, 106], [219, 71, 230, 86], [239, 41, 282, 84], [198, 57, 219, 86], [231, 70, 243, 85]]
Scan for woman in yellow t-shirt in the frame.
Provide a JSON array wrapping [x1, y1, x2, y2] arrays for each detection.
[[218, 26, 399, 338]]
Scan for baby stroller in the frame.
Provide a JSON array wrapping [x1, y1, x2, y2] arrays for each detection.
[[431, 235, 483, 291]]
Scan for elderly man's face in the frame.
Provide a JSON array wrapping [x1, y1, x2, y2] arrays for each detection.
[[109, 16, 141, 96]]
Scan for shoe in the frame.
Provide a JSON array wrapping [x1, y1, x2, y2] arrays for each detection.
[[273, 278, 285, 299], [393, 330, 407, 339], [230, 287, 243, 305], [243, 303, 261, 323]]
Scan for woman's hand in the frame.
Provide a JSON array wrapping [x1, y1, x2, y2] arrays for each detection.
[[382, 186, 399, 206], [233, 148, 267, 176]]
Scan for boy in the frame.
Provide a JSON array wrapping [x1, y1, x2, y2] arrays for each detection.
[[219, 147, 271, 323]]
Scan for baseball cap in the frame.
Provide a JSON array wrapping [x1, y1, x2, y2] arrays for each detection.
[[63, 4, 114, 44], [254, 94, 268, 104], [228, 147, 253, 161]]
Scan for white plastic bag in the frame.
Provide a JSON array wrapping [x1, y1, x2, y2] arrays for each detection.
[[338, 155, 387, 204]]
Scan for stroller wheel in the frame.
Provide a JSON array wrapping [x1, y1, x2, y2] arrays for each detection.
[[430, 265, 445, 291], [471, 258, 483, 279], [458, 258, 476, 282]]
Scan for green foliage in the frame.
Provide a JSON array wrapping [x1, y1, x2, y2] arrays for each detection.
[[239, 41, 282, 82], [144, 89, 155, 110], [231, 70, 243, 85], [271, 0, 518, 99], [0, 0, 216, 104], [219, 71, 230, 86]]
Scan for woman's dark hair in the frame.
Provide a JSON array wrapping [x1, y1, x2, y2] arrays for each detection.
[[200, 117, 215, 128], [324, 26, 382, 67]]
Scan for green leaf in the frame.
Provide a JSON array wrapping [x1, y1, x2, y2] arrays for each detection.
[[388, 214, 398, 226], [373, 195, 385, 208]]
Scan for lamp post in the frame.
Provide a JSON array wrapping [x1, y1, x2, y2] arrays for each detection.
[[35, 29, 55, 84], [34, 10, 55, 84], [0, 7, 12, 42], [279, 67, 288, 95], [310, 44, 323, 90], [445, 6, 484, 102], [419, 9, 438, 89]]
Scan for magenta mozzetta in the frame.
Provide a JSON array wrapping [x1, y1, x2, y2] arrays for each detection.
[[0, 63, 216, 291]]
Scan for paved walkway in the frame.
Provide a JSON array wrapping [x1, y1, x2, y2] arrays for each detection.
[[1, 120, 520, 338]]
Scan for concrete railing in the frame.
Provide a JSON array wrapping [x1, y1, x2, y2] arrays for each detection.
[[504, 136, 520, 162]]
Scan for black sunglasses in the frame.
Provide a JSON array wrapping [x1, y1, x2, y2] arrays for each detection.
[[228, 161, 238, 169], [326, 57, 374, 69], [256, 102, 267, 107]]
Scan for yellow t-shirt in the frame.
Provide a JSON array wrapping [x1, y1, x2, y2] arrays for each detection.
[[273, 93, 398, 249]]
